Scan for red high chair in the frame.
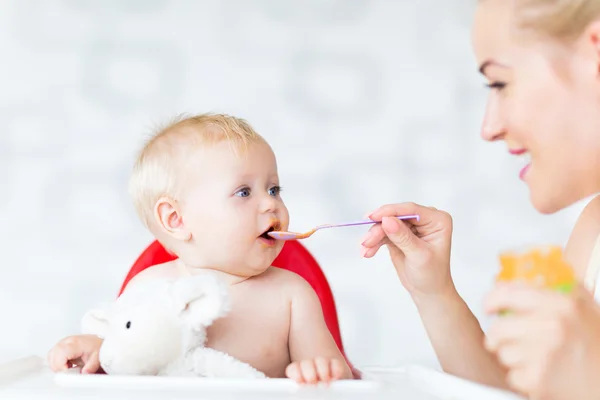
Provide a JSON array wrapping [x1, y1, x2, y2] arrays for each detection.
[[118, 240, 360, 378]]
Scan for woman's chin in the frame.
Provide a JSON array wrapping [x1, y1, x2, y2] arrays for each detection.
[[529, 185, 575, 215]]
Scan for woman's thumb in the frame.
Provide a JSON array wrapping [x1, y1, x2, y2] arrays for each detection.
[[381, 217, 421, 254]]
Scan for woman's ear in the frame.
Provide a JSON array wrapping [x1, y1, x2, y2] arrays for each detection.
[[154, 197, 192, 242]]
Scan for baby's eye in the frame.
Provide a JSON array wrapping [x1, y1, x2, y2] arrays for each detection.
[[235, 188, 251, 198], [268, 186, 282, 197], [126, 321, 131, 329]]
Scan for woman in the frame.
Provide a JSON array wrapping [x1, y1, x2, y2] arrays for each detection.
[[361, 1, 600, 399]]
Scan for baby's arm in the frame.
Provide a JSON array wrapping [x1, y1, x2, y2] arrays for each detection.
[[286, 276, 352, 384]]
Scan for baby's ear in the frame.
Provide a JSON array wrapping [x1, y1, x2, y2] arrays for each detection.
[[170, 274, 230, 329], [154, 197, 192, 242], [81, 308, 110, 339]]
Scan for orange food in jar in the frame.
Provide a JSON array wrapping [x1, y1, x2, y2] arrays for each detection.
[[497, 246, 575, 293]]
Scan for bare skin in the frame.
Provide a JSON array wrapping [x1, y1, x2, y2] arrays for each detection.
[[48, 136, 351, 384], [360, 197, 600, 397], [127, 261, 349, 379], [359, 0, 600, 395], [48, 262, 351, 381], [565, 195, 600, 282], [361, 203, 509, 389]]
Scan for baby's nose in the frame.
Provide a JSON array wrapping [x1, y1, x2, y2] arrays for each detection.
[[260, 197, 277, 212]]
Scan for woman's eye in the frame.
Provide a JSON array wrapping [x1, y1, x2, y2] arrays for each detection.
[[486, 81, 506, 91], [268, 186, 282, 196], [235, 188, 251, 197]]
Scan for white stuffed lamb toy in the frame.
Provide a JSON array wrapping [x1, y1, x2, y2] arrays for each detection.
[[81, 272, 266, 379]]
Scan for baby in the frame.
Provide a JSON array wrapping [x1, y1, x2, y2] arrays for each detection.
[[47, 113, 352, 384]]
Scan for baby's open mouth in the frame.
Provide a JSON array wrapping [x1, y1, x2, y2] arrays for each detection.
[[259, 222, 281, 240]]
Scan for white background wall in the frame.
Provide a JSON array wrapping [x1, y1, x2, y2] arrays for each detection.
[[0, 0, 586, 369]]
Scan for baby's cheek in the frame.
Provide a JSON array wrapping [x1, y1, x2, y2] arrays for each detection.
[[195, 232, 227, 254], [229, 242, 251, 258]]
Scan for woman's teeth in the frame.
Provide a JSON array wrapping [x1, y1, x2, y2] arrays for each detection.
[[518, 152, 531, 166]]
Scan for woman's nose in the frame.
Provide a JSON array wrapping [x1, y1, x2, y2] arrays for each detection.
[[481, 96, 506, 142]]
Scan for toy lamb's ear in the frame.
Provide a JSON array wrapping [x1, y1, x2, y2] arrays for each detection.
[[170, 273, 231, 329], [81, 308, 110, 339]]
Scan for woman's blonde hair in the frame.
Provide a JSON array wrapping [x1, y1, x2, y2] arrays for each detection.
[[515, 0, 600, 41]]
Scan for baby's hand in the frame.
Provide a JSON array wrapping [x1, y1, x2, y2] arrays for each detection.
[[47, 334, 104, 374], [285, 357, 347, 384]]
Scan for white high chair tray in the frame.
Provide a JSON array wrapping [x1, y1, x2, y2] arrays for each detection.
[[0, 355, 525, 400], [53, 365, 381, 392]]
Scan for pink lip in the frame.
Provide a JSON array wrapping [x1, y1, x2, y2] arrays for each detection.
[[258, 236, 276, 247], [258, 221, 280, 247], [519, 164, 531, 180], [509, 148, 527, 155]]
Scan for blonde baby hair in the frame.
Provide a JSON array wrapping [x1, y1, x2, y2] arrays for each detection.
[[129, 113, 266, 228]]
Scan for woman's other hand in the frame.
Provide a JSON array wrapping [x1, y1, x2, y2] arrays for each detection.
[[485, 283, 600, 399]]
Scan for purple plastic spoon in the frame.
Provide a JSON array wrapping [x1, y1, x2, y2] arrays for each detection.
[[267, 215, 420, 241]]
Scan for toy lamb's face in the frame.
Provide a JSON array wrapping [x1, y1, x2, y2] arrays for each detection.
[[82, 274, 230, 376], [99, 301, 184, 375]]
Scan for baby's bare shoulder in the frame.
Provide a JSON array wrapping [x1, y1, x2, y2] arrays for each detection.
[[260, 267, 304, 284], [125, 260, 180, 291], [259, 267, 315, 297]]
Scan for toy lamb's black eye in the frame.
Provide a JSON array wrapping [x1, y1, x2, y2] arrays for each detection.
[[126, 321, 131, 329]]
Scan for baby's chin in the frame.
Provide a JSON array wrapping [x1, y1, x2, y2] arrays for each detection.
[[178, 244, 283, 279], [212, 258, 275, 280], [247, 267, 272, 278], [240, 261, 276, 276]]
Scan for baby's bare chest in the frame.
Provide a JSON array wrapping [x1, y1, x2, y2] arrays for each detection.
[[205, 285, 292, 377]]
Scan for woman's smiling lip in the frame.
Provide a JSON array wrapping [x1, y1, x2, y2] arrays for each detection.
[[520, 164, 531, 181], [509, 148, 527, 155]]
